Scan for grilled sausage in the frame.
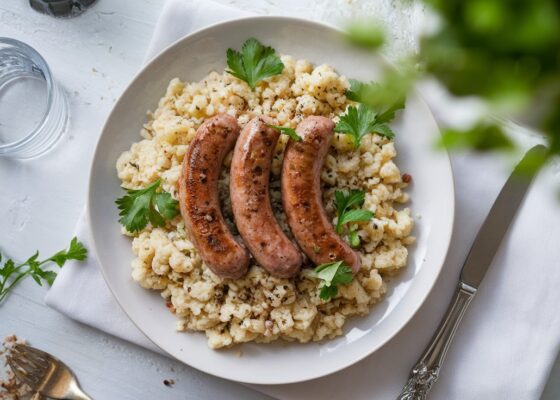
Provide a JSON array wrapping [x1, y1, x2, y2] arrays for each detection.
[[179, 114, 250, 279], [281, 116, 361, 273], [230, 116, 303, 278]]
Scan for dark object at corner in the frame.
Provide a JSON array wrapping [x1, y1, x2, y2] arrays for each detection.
[[29, 0, 97, 17]]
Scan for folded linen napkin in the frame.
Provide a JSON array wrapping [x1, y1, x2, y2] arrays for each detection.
[[46, 0, 560, 399]]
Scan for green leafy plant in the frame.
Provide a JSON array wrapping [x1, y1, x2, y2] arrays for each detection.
[[345, 19, 386, 49], [334, 189, 374, 247], [116, 179, 179, 233], [420, 0, 559, 163], [346, 79, 405, 123], [226, 38, 284, 90], [0, 237, 87, 303], [437, 122, 514, 151], [348, 0, 560, 169], [335, 104, 395, 149], [267, 124, 302, 141], [314, 261, 354, 301]]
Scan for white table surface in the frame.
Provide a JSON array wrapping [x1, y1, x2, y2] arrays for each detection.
[[1, 0, 559, 399]]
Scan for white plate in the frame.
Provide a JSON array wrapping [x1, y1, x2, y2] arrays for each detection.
[[88, 17, 454, 385]]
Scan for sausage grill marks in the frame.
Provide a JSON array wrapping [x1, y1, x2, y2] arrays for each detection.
[[281, 116, 362, 274], [180, 114, 361, 279], [179, 114, 250, 279], [230, 116, 303, 278]]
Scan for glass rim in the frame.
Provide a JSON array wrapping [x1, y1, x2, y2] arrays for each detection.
[[0, 37, 55, 152]]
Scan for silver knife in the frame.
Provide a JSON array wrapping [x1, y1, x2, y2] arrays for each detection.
[[397, 144, 546, 400]]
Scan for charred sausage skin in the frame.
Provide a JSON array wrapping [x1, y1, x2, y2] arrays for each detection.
[[179, 114, 250, 279], [281, 116, 362, 273], [230, 116, 303, 278]]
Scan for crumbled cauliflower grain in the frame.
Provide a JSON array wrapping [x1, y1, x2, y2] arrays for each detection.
[[117, 56, 414, 348]]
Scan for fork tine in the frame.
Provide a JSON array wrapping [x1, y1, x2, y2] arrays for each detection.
[[11, 346, 50, 373], [15, 343, 51, 360], [8, 345, 92, 400], [13, 345, 50, 363], [14, 344, 51, 363], [6, 355, 41, 387]]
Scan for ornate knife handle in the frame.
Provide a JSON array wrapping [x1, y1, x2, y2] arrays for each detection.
[[397, 282, 477, 400]]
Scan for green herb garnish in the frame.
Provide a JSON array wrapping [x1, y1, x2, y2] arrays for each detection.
[[267, 124, 302, 142], [115, 179, 179, 233], [334, 189, 374, 232], [334, 189, 374, 247], [226, 38, 284, 90], [314, 261, 354, 301], [349, 228, 361, 248], [0, 237, 87, 303], [334, 104, 395, 149]]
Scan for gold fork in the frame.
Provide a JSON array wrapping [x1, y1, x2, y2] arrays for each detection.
[[7, 343, 93, 400]]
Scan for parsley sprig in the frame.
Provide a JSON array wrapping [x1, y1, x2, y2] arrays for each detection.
[[337, 78, 405, 148], [334, 189, 374, 247], [0, 237, 87, 303], [116, 179, 179, 233], [267, 124, 302, 142], [314, 261, 354, 301], [226, 38, 284, 90], [335, 104, 395, 149]]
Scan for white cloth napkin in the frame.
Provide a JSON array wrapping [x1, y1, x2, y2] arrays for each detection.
[[46, 0, 560, 399]]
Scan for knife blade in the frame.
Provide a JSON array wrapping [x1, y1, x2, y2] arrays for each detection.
[[460, 144, 546, 289]]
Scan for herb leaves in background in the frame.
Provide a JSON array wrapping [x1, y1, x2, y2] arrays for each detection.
[[419, 0, 559, 159], [314, 261, 354, 301], [267, 124, 302, 142], [335, 104, 395, 149], [334, 189, 374, 247], [345, 19, 386, 50], [438, 122, 514, 152], [346, 1, 560, 170], [0, 237, 87, 303], [116, 179, 179, 233], [226, 38, 284, 90], [346, 79, 405, 123]]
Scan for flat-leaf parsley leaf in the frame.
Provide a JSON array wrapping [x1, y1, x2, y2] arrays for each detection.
[[314, 261, 354, 301], [267, 124, 302, 142], [48, 237, 88, 267], [0, 237, 87, 303], [334, 104, 395, 149], [226, 38, 284, 90], [116, 179, 179, 233], [334, 189, 374, 233]]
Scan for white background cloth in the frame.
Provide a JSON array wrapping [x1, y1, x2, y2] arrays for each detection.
[[45, 1, 560, 399]]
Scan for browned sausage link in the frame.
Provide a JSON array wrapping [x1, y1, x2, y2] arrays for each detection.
[[179, 114, 250, 279], [230, 116, 303, 278], [281, 116, 361, 273]]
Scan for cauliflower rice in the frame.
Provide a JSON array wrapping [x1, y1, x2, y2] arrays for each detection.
[[116, 55, 414, 349]]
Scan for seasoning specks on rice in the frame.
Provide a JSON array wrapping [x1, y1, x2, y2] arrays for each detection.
[[116, 55, 414, 349]]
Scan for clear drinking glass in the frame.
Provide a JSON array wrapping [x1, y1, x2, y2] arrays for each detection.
[[0, 38, 68, 159]]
